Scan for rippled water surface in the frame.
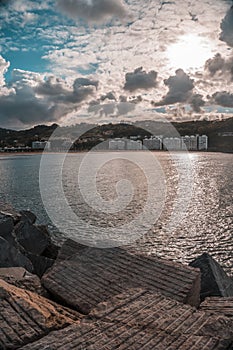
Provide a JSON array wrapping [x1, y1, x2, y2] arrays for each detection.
[[0, 152, 232, 275]]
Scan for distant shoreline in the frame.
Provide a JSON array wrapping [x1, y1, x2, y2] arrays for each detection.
[[0, 150, 232, 156]]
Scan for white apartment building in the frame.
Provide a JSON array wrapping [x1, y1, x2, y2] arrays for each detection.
[[32, 141, 50, 150], [126, 139, 142, 150], [143, 137, 162, 150], [198, 135, 208, 150], [109, 139, 126, 150], [163, 137, 181, 150]]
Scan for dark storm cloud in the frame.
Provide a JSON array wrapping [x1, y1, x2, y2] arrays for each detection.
[[124, 67, 158, 92], [204, 53, 233, 79], [212, 91, 233, 107], [205, 53, 225, 76], [154, 69, 194, 106], [57, 0, 126, 22], [189, 94, 205, 113], [35, 76, 98, 104], [100, 91, 116, 101], [119, 95, 127, 102], [73, 77, 98, 90], [0, 86, 59, 126], [0, 74, 99, 126], [220, 5, 233, 47]]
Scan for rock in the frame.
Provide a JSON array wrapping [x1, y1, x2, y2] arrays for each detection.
[[20, 209, 37, 224], [15, 221, 51, 255], [27, 253, 55, 278], [42, 241, 60, 260], [56, 238, 88, 262], [0, 202, 22, 224], [0, 267, 48, 296], [42, 239, 201, 314], [0, 278, 81, 349], [189, 253, 233, 301], [200, 297, 233, 318], [88, 288, 233, 341], [19, 289, 233, 350], [0, 236, 33, 272], [0, 212, 14, 241]]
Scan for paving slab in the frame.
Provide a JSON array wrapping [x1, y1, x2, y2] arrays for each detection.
[[200, 297, 233, 318], [0, 278, 81, 349], [19, 322, 232, 350], [42, 240, 201, 314], [88, 288, 233, 340], [19, 287, 233, 350]]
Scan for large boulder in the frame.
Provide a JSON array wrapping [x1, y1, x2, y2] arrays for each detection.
[[42, 239, 201, 314], [0, 212, 14, 242], [0, 278, 81, 349], [0, 203, 22, 224], [20, 209, 37, 224], [189, 253, 233, 301], [19, 289, 233, 350], [15, 221, 51, 255], [27, 253, 54, 278], [0, 236, 33, 272], [0, 267, 48, 296]]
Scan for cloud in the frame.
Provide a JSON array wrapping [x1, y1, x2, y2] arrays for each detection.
[[189, 93, 205, 113], [205, 53, 225, 76], [35, 75, 98, 104], [220, 5, 233, 47], [0, 55, 10, 87], [155, 69, 194, 106], [124, 67, 158, 92], [57, 0, 126, 23], [100, 91, 116, 101], [204, 53, 233, 80], [212, 91, 233, 107], [0, 69, 99, 127], [88, 101, 135, 118]]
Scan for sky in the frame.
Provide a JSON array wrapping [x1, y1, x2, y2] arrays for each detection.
[[0, 0, 233, 129]]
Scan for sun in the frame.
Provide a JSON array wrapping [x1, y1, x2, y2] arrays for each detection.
[[166, 34, 214, 71]]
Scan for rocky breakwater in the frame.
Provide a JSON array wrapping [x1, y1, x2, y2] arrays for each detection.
[[0, 206, 233, 349]]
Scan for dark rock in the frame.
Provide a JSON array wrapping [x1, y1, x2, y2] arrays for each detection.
[[19, 289, 233, 350], [0, 278, 81, 349], [0, 236, 33, 272], [42, 241, 60, 260], [189, 253, 233, 301], [15, 221, 51, 255], [42, 239, 201, 314], [0, 203, 22, 224], [0, 212, 14, 241], [27, 252, 54, 278], [0, 267, 48, 297], [20, 209, 37, 224], [56, 238, 88, 262]]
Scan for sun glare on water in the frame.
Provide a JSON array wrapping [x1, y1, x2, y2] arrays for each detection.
[[166, 34, 214, 71]]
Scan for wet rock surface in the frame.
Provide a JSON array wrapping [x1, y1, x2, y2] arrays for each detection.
[[189, 253, 233, 301], [0, 278, 81, 349]]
